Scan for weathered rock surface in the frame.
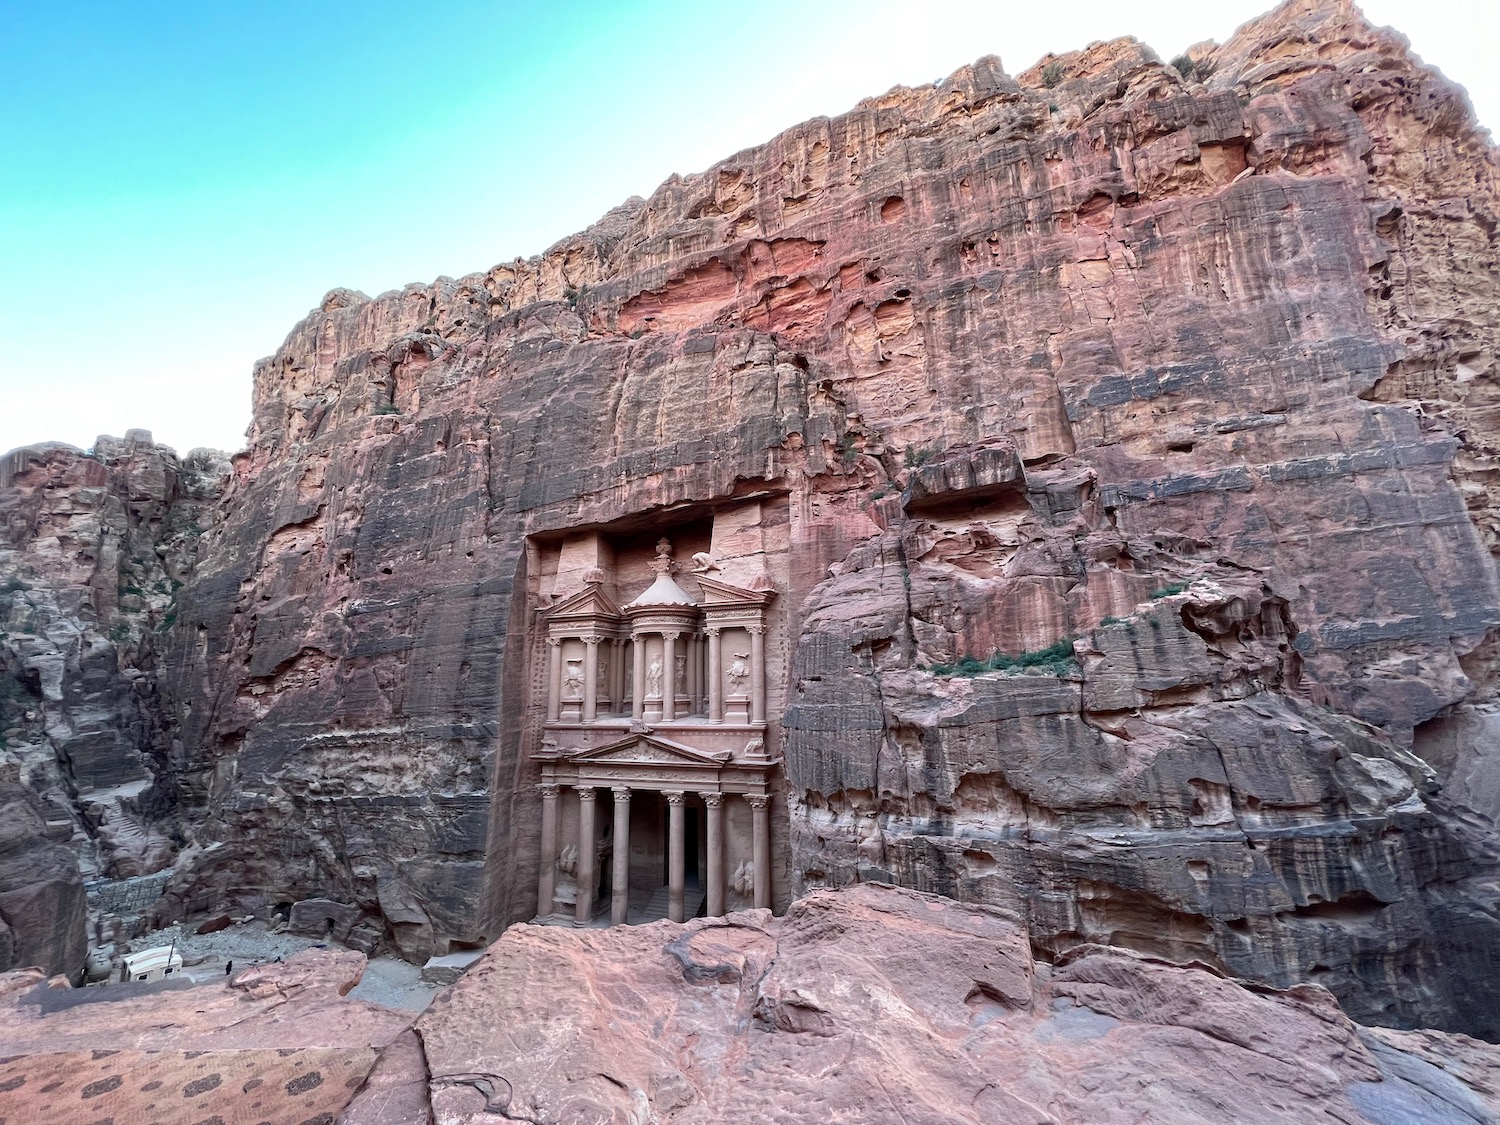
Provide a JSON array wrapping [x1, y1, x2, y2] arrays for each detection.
[[0, 948, 411, 1123], [5, 0, 1500, 1040], [0, 432, 227, 977], [0, 771, 86, 976], [368, 885, 1500, 1123]]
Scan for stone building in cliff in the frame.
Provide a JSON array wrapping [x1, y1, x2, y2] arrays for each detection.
[[525, 500, 790, 926]]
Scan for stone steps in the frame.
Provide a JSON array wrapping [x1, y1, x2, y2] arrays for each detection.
[[631, 884, 704, 924]]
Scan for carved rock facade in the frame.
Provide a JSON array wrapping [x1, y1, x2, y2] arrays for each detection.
[[4, 0, 1499, 1038]]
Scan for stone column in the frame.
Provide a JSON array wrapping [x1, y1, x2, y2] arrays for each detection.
[[662, 631, 678, 721], [707, 628, 723, 723], [702, 792, 724, 917], [536, 783, 559, 919], [582, 636, 600, 723], [611, 787, 631, 925], [665, 790, 686, 923], [612, 639, 627, 715], [574, 787, 597, 927], [748, 794, 771, 910], [749, 624, 767, 725], [547, 638, 562, 722], [686, 634, 700, 715], [632, 632, 647, 721]]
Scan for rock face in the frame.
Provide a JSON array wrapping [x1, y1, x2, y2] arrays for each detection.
[[0, 433, 227, 974], [0, 773, 86, 976], [6, 0, 1500, 1039], [368, 885, 1500, 1123], [0, 948, 413, 1123]]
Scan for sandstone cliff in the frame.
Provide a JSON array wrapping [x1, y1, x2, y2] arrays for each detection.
[[0, 433, 228, 971], [5, 0, 1499, 1039]]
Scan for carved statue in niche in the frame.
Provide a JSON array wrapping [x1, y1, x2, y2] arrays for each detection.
[[856, 812, 887, 868], [596, 653, 609, 695], [555, 843, 579, 905], [563, 660, 584, 700], [727, 653, 751, 695], [646, 656, 663, 698], [731, 860, 754, 897], [674, 654, 686, 693]]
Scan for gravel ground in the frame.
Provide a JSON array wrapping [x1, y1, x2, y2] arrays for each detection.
[[118, 919, 443, 1012]]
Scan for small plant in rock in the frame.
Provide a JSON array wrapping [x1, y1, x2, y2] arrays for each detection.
[[903, 444, 941, 469], [0, 577, 28, 596], [1170, 54, 1196, 81], [929, 637, 1078, 678], [1149, 582, 1190, 599], [836, 433, 859, 466], [374, 404, 400, 416], [1042, 61, 1065, 88]]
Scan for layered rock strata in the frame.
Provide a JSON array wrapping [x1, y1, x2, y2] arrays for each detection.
[[5, 0, 1496, 1037], [0, 433, 227, 973]]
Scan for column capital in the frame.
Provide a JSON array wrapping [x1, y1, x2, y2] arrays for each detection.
[[581, 634, 604, 646], [705, 626, 721, 638], [746, 794, 769, 810], [700, 792, 723, 808], [746, 623, 767, 636], [537, 782, 559, 799], [575, 786, 597, 803], [612, 785, 632, 803], [663, 789, 686, 806], [546, 635, 564, 647], [661, 629, 681, 642]]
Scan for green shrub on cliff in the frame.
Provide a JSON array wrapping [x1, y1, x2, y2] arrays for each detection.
[[929, 637, 1077, 677]]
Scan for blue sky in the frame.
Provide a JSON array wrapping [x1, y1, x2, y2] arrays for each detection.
[[3, 1, 1495, 455]]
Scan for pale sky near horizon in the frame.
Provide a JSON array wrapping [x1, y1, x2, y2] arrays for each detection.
[[2, 1, 1495, 457]]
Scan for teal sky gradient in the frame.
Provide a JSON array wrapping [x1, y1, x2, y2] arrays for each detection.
[[3, 1, 1495, 455]]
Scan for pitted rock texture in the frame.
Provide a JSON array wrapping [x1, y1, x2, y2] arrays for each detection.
[[384, 885, 1500, 1124], [10, 0, 1492, 1035], [0, 948, 410, 1123]]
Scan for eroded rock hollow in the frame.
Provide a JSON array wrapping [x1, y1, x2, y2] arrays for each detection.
[[3, 0, 1499, 1039]]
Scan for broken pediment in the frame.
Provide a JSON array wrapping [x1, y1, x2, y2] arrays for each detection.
[[696, 575, 776, 607], [548, 584, 625, 624], [563, 734, 731, 768]]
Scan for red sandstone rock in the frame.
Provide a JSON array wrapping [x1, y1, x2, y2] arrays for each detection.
[[0, 948, 411, 1123], [398, 885, 1500, 1123], [2, 0, 1499, 1044]]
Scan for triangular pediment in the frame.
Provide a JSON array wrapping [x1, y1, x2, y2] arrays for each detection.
[[548, 584, 624, 621], [696, 575, 776, 607], [565, 734, 730, 767]]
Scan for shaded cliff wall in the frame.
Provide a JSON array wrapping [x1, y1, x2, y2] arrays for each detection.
[[143, 0, 1500, 1034], [0, 432, 228, 971]]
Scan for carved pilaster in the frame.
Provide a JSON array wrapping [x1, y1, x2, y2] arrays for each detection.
[[748, 623, 767, 724], [546, 636, 563, 722]]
